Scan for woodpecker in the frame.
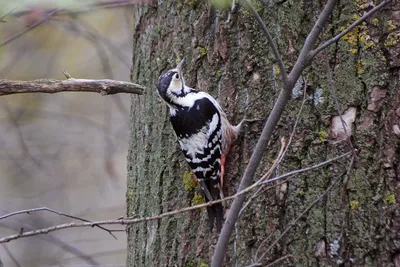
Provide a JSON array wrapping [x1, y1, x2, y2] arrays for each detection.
[[156, 58, 240, 232]]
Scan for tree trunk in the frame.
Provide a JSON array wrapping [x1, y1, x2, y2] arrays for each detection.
[[127, 1, 400, 266]]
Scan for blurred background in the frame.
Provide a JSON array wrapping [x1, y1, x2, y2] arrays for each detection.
[[0, 1, 139, 266]]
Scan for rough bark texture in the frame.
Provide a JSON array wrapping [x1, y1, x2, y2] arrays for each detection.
[[127, 1, 400, 266]]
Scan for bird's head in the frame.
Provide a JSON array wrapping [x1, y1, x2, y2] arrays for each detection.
[[157, 58, 188, 104]]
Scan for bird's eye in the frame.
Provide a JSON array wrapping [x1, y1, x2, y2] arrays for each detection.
[[175, 73, 179, 79]]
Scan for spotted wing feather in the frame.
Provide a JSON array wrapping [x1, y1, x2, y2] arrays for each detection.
[[170, 96, 223, 231]]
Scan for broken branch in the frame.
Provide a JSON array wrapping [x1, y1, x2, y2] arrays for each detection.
[[0, 78, 145, 96]]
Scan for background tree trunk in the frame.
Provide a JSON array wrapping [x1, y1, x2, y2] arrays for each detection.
[[127, 1, 400, 266]]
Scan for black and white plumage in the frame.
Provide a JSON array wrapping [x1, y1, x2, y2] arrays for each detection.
[[157, 58, 238, 232]]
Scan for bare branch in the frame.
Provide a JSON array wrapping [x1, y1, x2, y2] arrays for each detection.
[[240, 79, 308, 216], [212, 1, 339, 265], [0, 207, 122, 239], [289, 0, 338, 81], [321, 34, 355, 151], [242, 0, 288, 85], [257, 173, 341, 263], [309, 0, 392, 59], [61, 70, 72, 79], [0, 152, 349, 244], [0, 9, 63, 47], [278, 78, 308, 164], [1, 245, 21, 267], [0, 8, 15, 22], [0, 78, 145, 96], [261, 152, 351, 186], [11, 1, 149, 17], [257, 155, 355, 264], [1, 1, 152, 48], [247, 254, 298, 267], [2, 102, 46, 169]]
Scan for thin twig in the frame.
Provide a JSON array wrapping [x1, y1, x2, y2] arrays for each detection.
[[289, 0, 338, 82], [1, 244, 21, 267], [321, 32, 364, 190], [10, 0, 148, 18], [261, 152, 351, 186], [68, 17, 114, 78], [2, 102, 50, 177], [265, 254, 298, 267], [242, 0, 288, 85], [62, 70, 72, 79], [0, 9, 63, 47], [309, 0, 393, 59], [240, 78, 307, 214], [70, 16, 131, 69], [0, 207, 121, 239], [252, 154, 351, 260], [321, 30, 354, 147], [0, 8, 15, 22], [1, 1, 151, 48], [278, 78, 308, 164], [0, 152, 350, 244], [256, 173, 342, 263], [248, 254, 298, 267], [0, 0, 147, 50], [235, 182, 293, 266], [257, 155, 355, 263], [0, 78, 145, 96]]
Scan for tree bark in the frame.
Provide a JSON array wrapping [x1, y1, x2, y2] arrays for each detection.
[[127, 1, 400, 266]]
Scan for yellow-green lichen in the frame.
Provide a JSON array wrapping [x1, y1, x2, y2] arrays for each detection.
[[215, 70, 221, 78], [198, 46, 207, 56], [318, 130, 328, 143], [356, 59, 365, 74], [274, 65, 281, 76], [348, 48, 358, 54], [127, 188, 135, 199], [340, 24, 358, 46], [340, 12, 375, 55], [387, 20, 397, 31], [241, 0, 262, 15], [350, 200, 359, 210], [183, 170, 198, 190], [384, 192, 396, 205], [355, 0, 370, 9], [186, 0, 201, 8], [175, 56, 185, 65], [191, 192, 205, 209], [199, 263, 209, 267], [209, 0, 231, 9], [384, 33, 399, 47], [251, 0, 263, 12]]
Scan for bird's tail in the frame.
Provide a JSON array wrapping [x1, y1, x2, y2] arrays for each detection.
[[199, 180, 224, 232], [206, 202, 224, 233]]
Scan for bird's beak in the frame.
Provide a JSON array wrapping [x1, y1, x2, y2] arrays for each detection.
[[176, 57, 185, 77]]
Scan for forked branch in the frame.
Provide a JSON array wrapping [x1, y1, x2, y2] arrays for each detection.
[[212, 1, 338, 265], [309, 0, 393, 59], [212, 0, 391, 265]]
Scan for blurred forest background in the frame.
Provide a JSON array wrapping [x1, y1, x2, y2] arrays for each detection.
[[0, 1, 138, 266]]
